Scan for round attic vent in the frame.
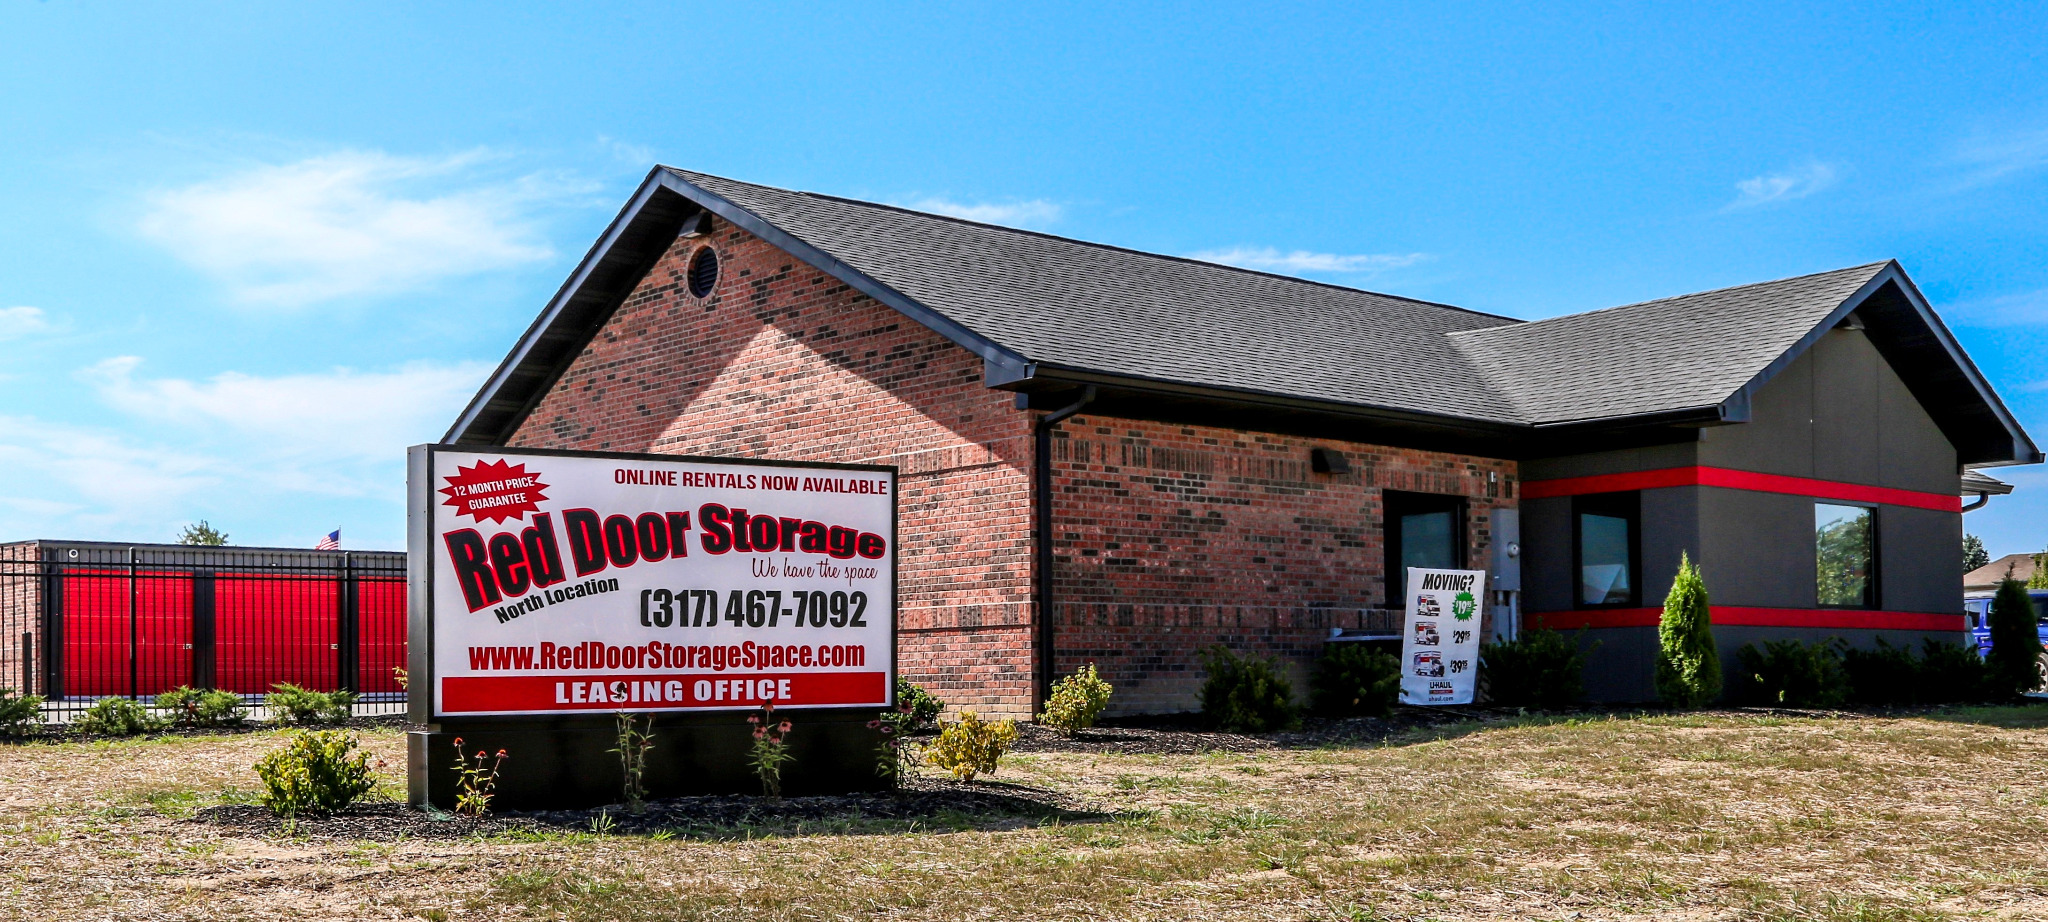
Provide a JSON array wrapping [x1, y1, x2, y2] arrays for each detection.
[[687, 247, 719, 298]]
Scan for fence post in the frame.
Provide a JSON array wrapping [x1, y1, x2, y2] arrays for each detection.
[[128, 546, 138, 701], [339, 552, 360, 694], [192, 571, 216, 691], [18, 632, 30, 697], [40, 559, 62, 701]]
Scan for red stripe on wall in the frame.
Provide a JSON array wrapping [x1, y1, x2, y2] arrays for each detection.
[[1520, 466, 1962, 512], [1528, 608, 1965, 632]]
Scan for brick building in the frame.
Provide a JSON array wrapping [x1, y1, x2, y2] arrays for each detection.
[[444, 168, 2036, 714]]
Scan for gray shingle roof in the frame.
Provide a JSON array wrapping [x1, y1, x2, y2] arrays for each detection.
[[1447, 263, 1889, 426], [671, 169, 1527, 424]]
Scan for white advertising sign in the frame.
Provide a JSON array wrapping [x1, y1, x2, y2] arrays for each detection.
[[416, 446, 895, 717], [1398, 567, 1485, 706]]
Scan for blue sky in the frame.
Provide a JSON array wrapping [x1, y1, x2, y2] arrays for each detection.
[[4, 3, 2048, 554]]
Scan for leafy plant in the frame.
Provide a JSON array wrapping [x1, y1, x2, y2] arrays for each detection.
[[1039, 663, 1114, 736], [266, 683, 355, 725], [75, 697, 161, 736], [451, 736, 507, 819], [1985, 577, 2043, 698], [1482, 629, 1592, 709], [1655, 552, 1721, 708], [177, 520, 229, 546], [612, 712, 655, 812], [1309, 643, 1400, 717], [1842, 637, 1922, 707], [1199, 646, 1300, 732], [869, 700, 921, 785], [747, 703, 793, 798], [1734, 638, 1848, 708], [254, 730, 379, 816], [924, 710, 1017, 781], [0, 688, 43, 736], [1915, 639, 1989, 703], [882, 678, 944, 736], [392, 666, 409, 691], [154, 686, 246, 728]]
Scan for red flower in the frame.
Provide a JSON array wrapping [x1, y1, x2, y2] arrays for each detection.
[[778, 721, 791, 733], [496, 749, 508, 758]]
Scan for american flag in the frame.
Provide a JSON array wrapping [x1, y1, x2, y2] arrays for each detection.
[[315, 530, 340, 551]]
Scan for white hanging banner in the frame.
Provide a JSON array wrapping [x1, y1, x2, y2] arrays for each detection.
[[1398, 567, 1486, 706]]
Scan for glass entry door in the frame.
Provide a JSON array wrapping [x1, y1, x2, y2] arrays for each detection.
[[1384, 491, 1467, 603]]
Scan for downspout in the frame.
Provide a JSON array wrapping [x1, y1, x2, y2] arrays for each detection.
[[1034, 386, 1096, 709], [1961, 492, 1991, 513]]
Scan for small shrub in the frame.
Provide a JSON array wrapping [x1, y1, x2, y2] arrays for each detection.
[[266, 683, 355, 725], [1985, 577, 2042, 698], [1656, 552, 1721, 708], [925, 710, 1017, 781], [1842, 637, 1922, 707], [1199, 646, 1300, 732], [869, 703, 919, 785], [747, 703, 793, 798], [0, 688, 43, 736], [1734, 638, 1848, 708], [612, 712, 655, 811], [884, 678, 944, 735], [1309, 644, 1400, 718], [254, 729, 378, 816], [154, 686, 246, 728], [75, 697, 161, 736], [451, 736, 507, 818], [1039, 663, 1114, 736], [1482, 629, 1592, 709], [1916, 639, 1989, 704]]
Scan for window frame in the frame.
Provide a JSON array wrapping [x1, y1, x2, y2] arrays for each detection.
[[1571, 491, 1641, 609], [1814, 500, 1880, 610], [1383, 490, 1468, 605]]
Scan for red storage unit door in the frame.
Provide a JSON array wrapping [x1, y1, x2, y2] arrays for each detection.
[[60, 570, 193, 697], [215, 575, 339, 694], [357, 577, 408, 693]]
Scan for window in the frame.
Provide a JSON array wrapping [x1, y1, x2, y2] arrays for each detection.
[[1815, 502, 1876, 608], [1384, 491, 1465, 601], [1574, 492, 1639, 607]]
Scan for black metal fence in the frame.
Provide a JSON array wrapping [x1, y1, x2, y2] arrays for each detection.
[[1, 540, 407, 721]]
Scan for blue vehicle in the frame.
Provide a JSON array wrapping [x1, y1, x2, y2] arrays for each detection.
[[1962, 590, 2048, 660]]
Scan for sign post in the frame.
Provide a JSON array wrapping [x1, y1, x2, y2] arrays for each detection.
[[407, 444, 897, 809], [1398, 567, 1486, 706]]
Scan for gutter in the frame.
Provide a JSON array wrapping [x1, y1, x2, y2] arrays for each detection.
[[1033, 386, 1096, 709]]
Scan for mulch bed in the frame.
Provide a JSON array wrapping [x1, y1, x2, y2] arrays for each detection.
[[1008, 704, 1563, 754], [190, 775, 1105, 841]]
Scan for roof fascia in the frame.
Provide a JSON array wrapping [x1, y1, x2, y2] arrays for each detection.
[[445, 168, 1034, 445]]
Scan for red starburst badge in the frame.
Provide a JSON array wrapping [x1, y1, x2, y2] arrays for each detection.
[[440, 459, 550, 525]]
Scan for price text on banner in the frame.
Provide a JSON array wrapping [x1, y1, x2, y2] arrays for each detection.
[[419, 447, 895, 717]]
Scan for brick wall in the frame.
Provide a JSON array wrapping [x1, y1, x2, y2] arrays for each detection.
[[1046, 419, 1516, 714], [506, 223, 1041, 717], [0, 541, 40, 697]]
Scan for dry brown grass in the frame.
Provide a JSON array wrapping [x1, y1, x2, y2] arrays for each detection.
[[5, 709, 2048, 921]]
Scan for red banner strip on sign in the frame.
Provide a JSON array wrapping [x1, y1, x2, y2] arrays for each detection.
[[439, 670, 888, 713], [1528, 608, 1965, 632], [1519, 466, 1962, 512]]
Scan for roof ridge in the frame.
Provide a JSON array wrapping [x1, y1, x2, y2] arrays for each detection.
[[663, 166, 1522, 324], [1446, 260, 1895, 337]]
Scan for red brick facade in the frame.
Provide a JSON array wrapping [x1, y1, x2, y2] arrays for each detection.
[[508, 222, 1518, 718]]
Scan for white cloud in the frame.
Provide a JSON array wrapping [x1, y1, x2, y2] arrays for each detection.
[[0, 414, 223, 537], [1184, 247, 1429, 275], [136, 150, 563, 306], [1725, 161, 1840, 210], [0, 306, 51, 340], [897, 197, 1064, 229], [1943, 287, 2048, 329], [1953, 126, 2048, 188], [83, 356, 493, 462]]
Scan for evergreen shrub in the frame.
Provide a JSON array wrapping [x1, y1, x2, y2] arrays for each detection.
[[1481, 629, 1591, 709], [1734, 639, 1848, 708], [1656, 552, 1721, 707], [1841, 637, 1921, 707], [0, 688, 43, 736], [75, 697, 160, 736], [1309, 643, 1400, 717], [1985, 578, 2043, 698], [1039, 663, 1113, 736], [155, 686, 246, 728], [1199, 646, 1300, 732], [266, 683, 355, 725]]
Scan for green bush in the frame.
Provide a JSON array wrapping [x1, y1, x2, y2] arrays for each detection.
[[0, 688, 43, 736], [254, 729, 379, 816], [155, 686, 246, 728], [1482, 629, 1592, 709], [1915, 639, 1989, 704], [924, 710, 1017, 781], [1734, 639, 1848, 708], [885, 677, 945, 735], [74, 697, 161, 736], [1984, 578, 2042, 699], [1199, 646, 1300, 732], [1309, 643, 1400, 717], [266, 683, 355, 725], [1842, 637, 1921, 707], [1656, 552, 1721, 707], [1040, 663, 1114, 735]]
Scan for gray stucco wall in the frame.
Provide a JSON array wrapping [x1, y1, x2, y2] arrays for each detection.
[[1567, 625, 1968, 703]]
